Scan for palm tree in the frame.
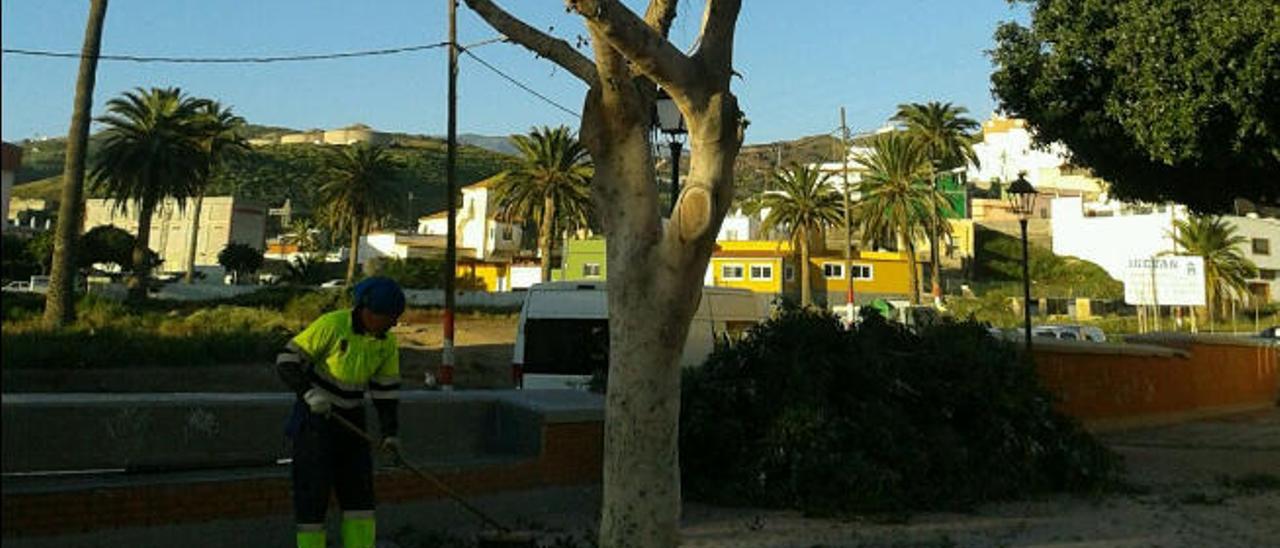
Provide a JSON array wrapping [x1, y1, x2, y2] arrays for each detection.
[[319, 144, 399, 285], [1170, 215, 1258, 327], [492, 126, 593, 282], [44, 0, 108, 327], [90, 87, 208, 301], [893, 102, 980, 299], [184, 101, 248, 283], [853, 132, 949, 305], [753, 163, 843, 307]]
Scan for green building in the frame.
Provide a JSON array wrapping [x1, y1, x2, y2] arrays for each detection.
[[561, 238, 608, 281]]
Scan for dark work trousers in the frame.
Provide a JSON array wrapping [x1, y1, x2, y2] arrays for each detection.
[[288, 402, 375, 524]]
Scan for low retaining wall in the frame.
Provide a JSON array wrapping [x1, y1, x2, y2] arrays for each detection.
[[403, 289, 526, 309], [1033, 335, 1278, 431], [1, 390, 603, 538]]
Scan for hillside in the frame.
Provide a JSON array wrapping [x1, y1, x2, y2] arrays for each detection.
[[733, 134, 842, 200], [11, 131, 517, 229]]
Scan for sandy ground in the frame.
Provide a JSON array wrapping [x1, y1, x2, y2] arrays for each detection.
[[393, 313, 519, 389], [679, 409, 1280, 548]]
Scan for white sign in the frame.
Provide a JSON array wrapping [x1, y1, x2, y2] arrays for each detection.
[[1123, 256, 1206, 306]]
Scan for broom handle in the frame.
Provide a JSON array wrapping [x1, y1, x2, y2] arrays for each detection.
[[327, 411, 511, 533]]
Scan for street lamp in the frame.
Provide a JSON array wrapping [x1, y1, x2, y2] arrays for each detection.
[[654, 89, 687, 216], [1006, 172, 1038, 352]]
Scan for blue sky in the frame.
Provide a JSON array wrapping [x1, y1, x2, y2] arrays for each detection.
[[1, 1, 1027, 145]]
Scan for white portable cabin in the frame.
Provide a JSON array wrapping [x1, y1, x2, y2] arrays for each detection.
[[513, 281, 769, 389]]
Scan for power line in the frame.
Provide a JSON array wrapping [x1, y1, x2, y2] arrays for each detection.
[[459, 48, 581, 119], [0, 38, 504, 64]]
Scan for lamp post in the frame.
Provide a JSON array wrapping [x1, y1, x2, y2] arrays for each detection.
[[654, 89, 687, 216], [1006, 172, 1038, 352]]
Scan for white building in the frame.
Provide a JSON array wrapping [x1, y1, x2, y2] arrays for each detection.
[[417, 174, 523, 261], [968, 117, 1105, 198], [1051, 196, 1279, 303], [84, 196, 267, 274], [717, 207, 769, 241], [1225, 215, 1280, 303], [1, 142, 20, 232]]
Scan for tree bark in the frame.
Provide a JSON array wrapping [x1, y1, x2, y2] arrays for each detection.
[[540, 195, 556, 282], [44, 0, 108, 327], [183, 191, 204, 283], [127, 202, 154, 303], [346, 218, 361, 285]]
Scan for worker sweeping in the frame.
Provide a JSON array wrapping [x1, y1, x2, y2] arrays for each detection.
[[276, 276, 405, 548]]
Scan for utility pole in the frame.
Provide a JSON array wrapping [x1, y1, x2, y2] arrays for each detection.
[[839, 108, 855, 325], [439, 0, 458, 390]]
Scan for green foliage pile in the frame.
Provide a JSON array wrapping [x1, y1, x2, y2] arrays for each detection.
[[974, 226, 1122, 299], [680, 305, 1122, 514]]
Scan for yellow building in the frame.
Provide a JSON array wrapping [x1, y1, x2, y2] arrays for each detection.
[[708, 241, 920, 303]]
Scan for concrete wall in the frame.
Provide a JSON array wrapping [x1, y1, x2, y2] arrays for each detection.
[[1, 391, 604, 539], [1033, 335, 1278, 431]]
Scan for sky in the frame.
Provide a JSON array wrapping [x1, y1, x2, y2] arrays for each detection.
[[1, 1, 1029, 145]]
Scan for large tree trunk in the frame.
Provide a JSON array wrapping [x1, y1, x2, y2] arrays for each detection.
[[462, 2, 744, 546], [345, 219, 361, 285], [183, 191, 204, 284], [127, 202, 155, 303], [44, 0, 108, 327], [539, 195, 556, 282], [799, 229, 812, 307]]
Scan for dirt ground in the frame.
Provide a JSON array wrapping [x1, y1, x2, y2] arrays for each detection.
[[393, 312, 519, 389], [679, 409, 1280, 547]]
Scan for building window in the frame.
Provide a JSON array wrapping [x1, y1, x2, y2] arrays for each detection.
[[501, 226, 513, 240], [721, 264, 745, 280], [851, 265, 873, 280], [725, 229, 739, 240], [1259, 269, 1277, 281], [822, 263, 843, 279], [582, 263, 602, 278], [1252, 238, 1270, 256], [749, 265, 773, 280], [784, 265, 795, 281]]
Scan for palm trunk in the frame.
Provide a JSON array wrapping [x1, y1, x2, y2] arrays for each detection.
[[183, 191, 204, 284], [44, 0, 108, 327], [127, 202, 155, 303], [799, 228, 811, 307], [346, 218, 361, 285], [904, 222, 920, 305], [540, 196, 556, 282], [929, 225, 942, 299]]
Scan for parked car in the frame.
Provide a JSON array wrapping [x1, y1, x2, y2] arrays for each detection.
[[1257, 326, 1278, 341], [1032, 324, 1107, 342], [319, 279, 346, 288], [2, 281, 32, 293]]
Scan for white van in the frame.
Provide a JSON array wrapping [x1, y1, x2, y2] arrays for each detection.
[[513, 281, 769, 389]]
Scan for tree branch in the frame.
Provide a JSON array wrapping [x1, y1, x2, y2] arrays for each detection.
[[692, 0, 741, 77], [568, 0, 697, 95], [463, 0, 599, 86], [644, 0, 679, 38]]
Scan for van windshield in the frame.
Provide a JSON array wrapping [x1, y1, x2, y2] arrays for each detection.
[[523, 318, 609, 376]]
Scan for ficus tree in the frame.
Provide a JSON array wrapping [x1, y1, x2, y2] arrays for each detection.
[[462, 1, 746, 546]]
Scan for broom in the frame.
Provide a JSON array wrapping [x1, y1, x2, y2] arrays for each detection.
[[328, 412, 537, 548]]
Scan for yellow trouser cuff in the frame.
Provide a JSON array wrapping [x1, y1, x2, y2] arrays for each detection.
[[296, 527, 325, 548], [341, 513, 376, 548]]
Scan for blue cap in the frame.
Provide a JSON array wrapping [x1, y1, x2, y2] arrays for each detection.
[[353, 276, 406, 317]]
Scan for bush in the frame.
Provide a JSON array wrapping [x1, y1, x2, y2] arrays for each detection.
[[680, 305, 1122, 514]]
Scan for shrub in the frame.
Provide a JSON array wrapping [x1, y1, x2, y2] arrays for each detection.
[[680, 305, 1122, 514]]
